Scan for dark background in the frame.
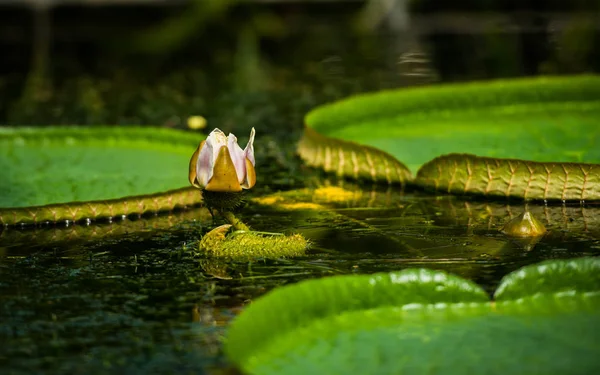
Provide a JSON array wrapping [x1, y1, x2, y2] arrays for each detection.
[[0, 0, 598, 129]]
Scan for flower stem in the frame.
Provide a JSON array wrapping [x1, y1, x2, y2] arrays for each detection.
[[221, 211, 250, 231]]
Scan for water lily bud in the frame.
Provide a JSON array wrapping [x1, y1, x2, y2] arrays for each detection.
[[189, 128, 256, 193], [501, 211, 547, 237]]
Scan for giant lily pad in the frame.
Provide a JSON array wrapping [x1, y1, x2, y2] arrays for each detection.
[[0, 126, 204, 225], [225, 257, 600, 375], [298, 75, 600, 201]]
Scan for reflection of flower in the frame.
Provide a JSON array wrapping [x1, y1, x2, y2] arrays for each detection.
[[189, 128, 256, 192]]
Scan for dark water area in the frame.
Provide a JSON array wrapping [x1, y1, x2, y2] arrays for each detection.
[[2, 191, 599, 374], [1, 1, 600, 374]]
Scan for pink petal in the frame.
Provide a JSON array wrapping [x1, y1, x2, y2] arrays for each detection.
[[196, 140, 214, 187], [227, 133, 246, 183], [196, 128, 228, 188], [244, 127, 256, 166]]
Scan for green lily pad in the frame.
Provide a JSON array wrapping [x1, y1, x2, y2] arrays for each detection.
[[495, 257, 600, 301], [298, 75, 600, 200], [0, 126, 204, 225], [225, 257, 600, 375]]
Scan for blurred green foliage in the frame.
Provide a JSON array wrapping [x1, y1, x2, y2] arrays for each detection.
[[409, 0, 600, 12], [131, 0, 238, 54], [0, 0, 598, 128], [409, 0, 600, 79]]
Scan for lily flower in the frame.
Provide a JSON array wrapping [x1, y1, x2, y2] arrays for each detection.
[[189, 128, 256, 192]]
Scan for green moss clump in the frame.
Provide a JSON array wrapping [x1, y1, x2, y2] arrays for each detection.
[[198, 224, 308, 260]]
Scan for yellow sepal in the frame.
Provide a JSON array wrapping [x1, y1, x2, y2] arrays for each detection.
[[188, 140, 204, 188], [205, 146, 243, 192], [245, 157, 256, 189]]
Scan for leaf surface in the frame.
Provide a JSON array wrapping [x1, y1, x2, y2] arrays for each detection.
[[0, 126, 202, 208], [225, 258, 600, 375]]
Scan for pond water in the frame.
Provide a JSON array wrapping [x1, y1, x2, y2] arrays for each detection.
[[2, 186, 599, 374]]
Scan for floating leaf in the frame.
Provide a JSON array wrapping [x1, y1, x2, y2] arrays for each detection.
[[225, 258, 600, 375], [0, 126, 203, 224], [226, 268, 488, 367], [298, 75, 600, 200], [494, 257, 600, 301]]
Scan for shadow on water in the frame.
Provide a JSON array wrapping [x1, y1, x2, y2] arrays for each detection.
[[1, 186, 599, 374]]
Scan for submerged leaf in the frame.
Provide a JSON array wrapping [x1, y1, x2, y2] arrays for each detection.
[[198, 224, 308, 260], [501, 210, 547, 237]]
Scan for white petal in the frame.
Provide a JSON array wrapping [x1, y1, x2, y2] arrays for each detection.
[[196, 128, 228, 188], [207, 128, 228, 153], [244, 127, 256, 166], [227, 133, 246, 183], [196, 141, 213, 187]]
